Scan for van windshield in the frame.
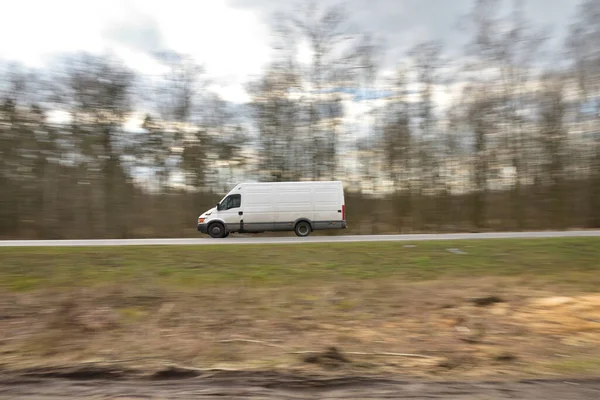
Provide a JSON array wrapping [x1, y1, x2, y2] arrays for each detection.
[[216, 194, 229, 210]]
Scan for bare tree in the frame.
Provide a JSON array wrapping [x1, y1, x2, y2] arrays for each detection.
[[247, 63, 302, 181], [465, 83, 497, 229], [274, 1, 370, 180], [355, 33, 384, 191], [140, 52, 207, 191], [154, 51, 205, 124], [0, 65, 42, 236], [539, 71, 568, 227], [409, 40, 445, 193], [204, 93, 248, 189], [382, 65, 411, 191], [55, 53, 135, 237], [566, 0, 600, 227], [461, 0, 547, 228]]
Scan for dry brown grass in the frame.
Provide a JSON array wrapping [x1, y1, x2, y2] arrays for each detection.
[[1, 239, 599, 379], [1, 280, 599, 379]]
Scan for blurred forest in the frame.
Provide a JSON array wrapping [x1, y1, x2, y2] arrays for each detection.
[[1, 0, 599, 239]]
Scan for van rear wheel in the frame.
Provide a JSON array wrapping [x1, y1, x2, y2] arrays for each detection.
[[208, 222, 226, 238], [295, 221, 311, 237]]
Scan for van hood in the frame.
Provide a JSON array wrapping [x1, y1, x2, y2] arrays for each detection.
[[200, 207, 216, 217]]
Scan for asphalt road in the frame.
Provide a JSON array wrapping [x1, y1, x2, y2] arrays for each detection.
[[1, 230, 600, 247], [1, 373, 600, 400]]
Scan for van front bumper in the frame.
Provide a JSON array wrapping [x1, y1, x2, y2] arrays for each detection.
[[197, 223, 208, 234]]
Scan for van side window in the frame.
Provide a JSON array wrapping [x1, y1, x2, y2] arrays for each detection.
[[224, 194, 241, 210]]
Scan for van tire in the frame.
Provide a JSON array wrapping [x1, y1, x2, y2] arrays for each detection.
[[295, 221, 311, 237], [208, 222, 226, 238]]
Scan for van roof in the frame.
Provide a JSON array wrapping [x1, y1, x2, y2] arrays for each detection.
[[238, 181, 342, 185]]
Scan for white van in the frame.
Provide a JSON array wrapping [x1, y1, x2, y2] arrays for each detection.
[[197, 181, 347, 238]]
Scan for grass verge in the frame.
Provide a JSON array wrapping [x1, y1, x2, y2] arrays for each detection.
[[0, 237, 599, 379], [1, 238, 600, 291]]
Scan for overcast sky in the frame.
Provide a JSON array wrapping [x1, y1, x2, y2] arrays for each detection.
[[0, 0, 580, 103]]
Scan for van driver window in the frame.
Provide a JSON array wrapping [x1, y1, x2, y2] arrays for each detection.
[[231, 194, 241, 208], [225, 194, 241, 210]]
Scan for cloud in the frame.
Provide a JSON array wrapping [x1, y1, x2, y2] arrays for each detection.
[[228, 0, 579, 67], [0, 0, 109, 66], [0, 0, 581, 108], [103, 12, 165, 55]]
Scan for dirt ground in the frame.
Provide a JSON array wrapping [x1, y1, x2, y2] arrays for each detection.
[[1, 374, 600, 399], [1, 289, 600, 399], [3, 282, 600, 377]]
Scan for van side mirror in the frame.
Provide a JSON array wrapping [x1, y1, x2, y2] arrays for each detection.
[[216, 203, 221, 211]]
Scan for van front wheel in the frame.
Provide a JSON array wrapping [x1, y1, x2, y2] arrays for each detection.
[[295, 221, 312, 237], [208, 222, 226, 238]]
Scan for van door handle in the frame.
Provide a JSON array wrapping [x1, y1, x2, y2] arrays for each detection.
[[337, 210, 342, 213], [239, 211, 243, 216]]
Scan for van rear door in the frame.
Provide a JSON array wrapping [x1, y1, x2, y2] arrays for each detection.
[[312, 183, 341, 223]]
